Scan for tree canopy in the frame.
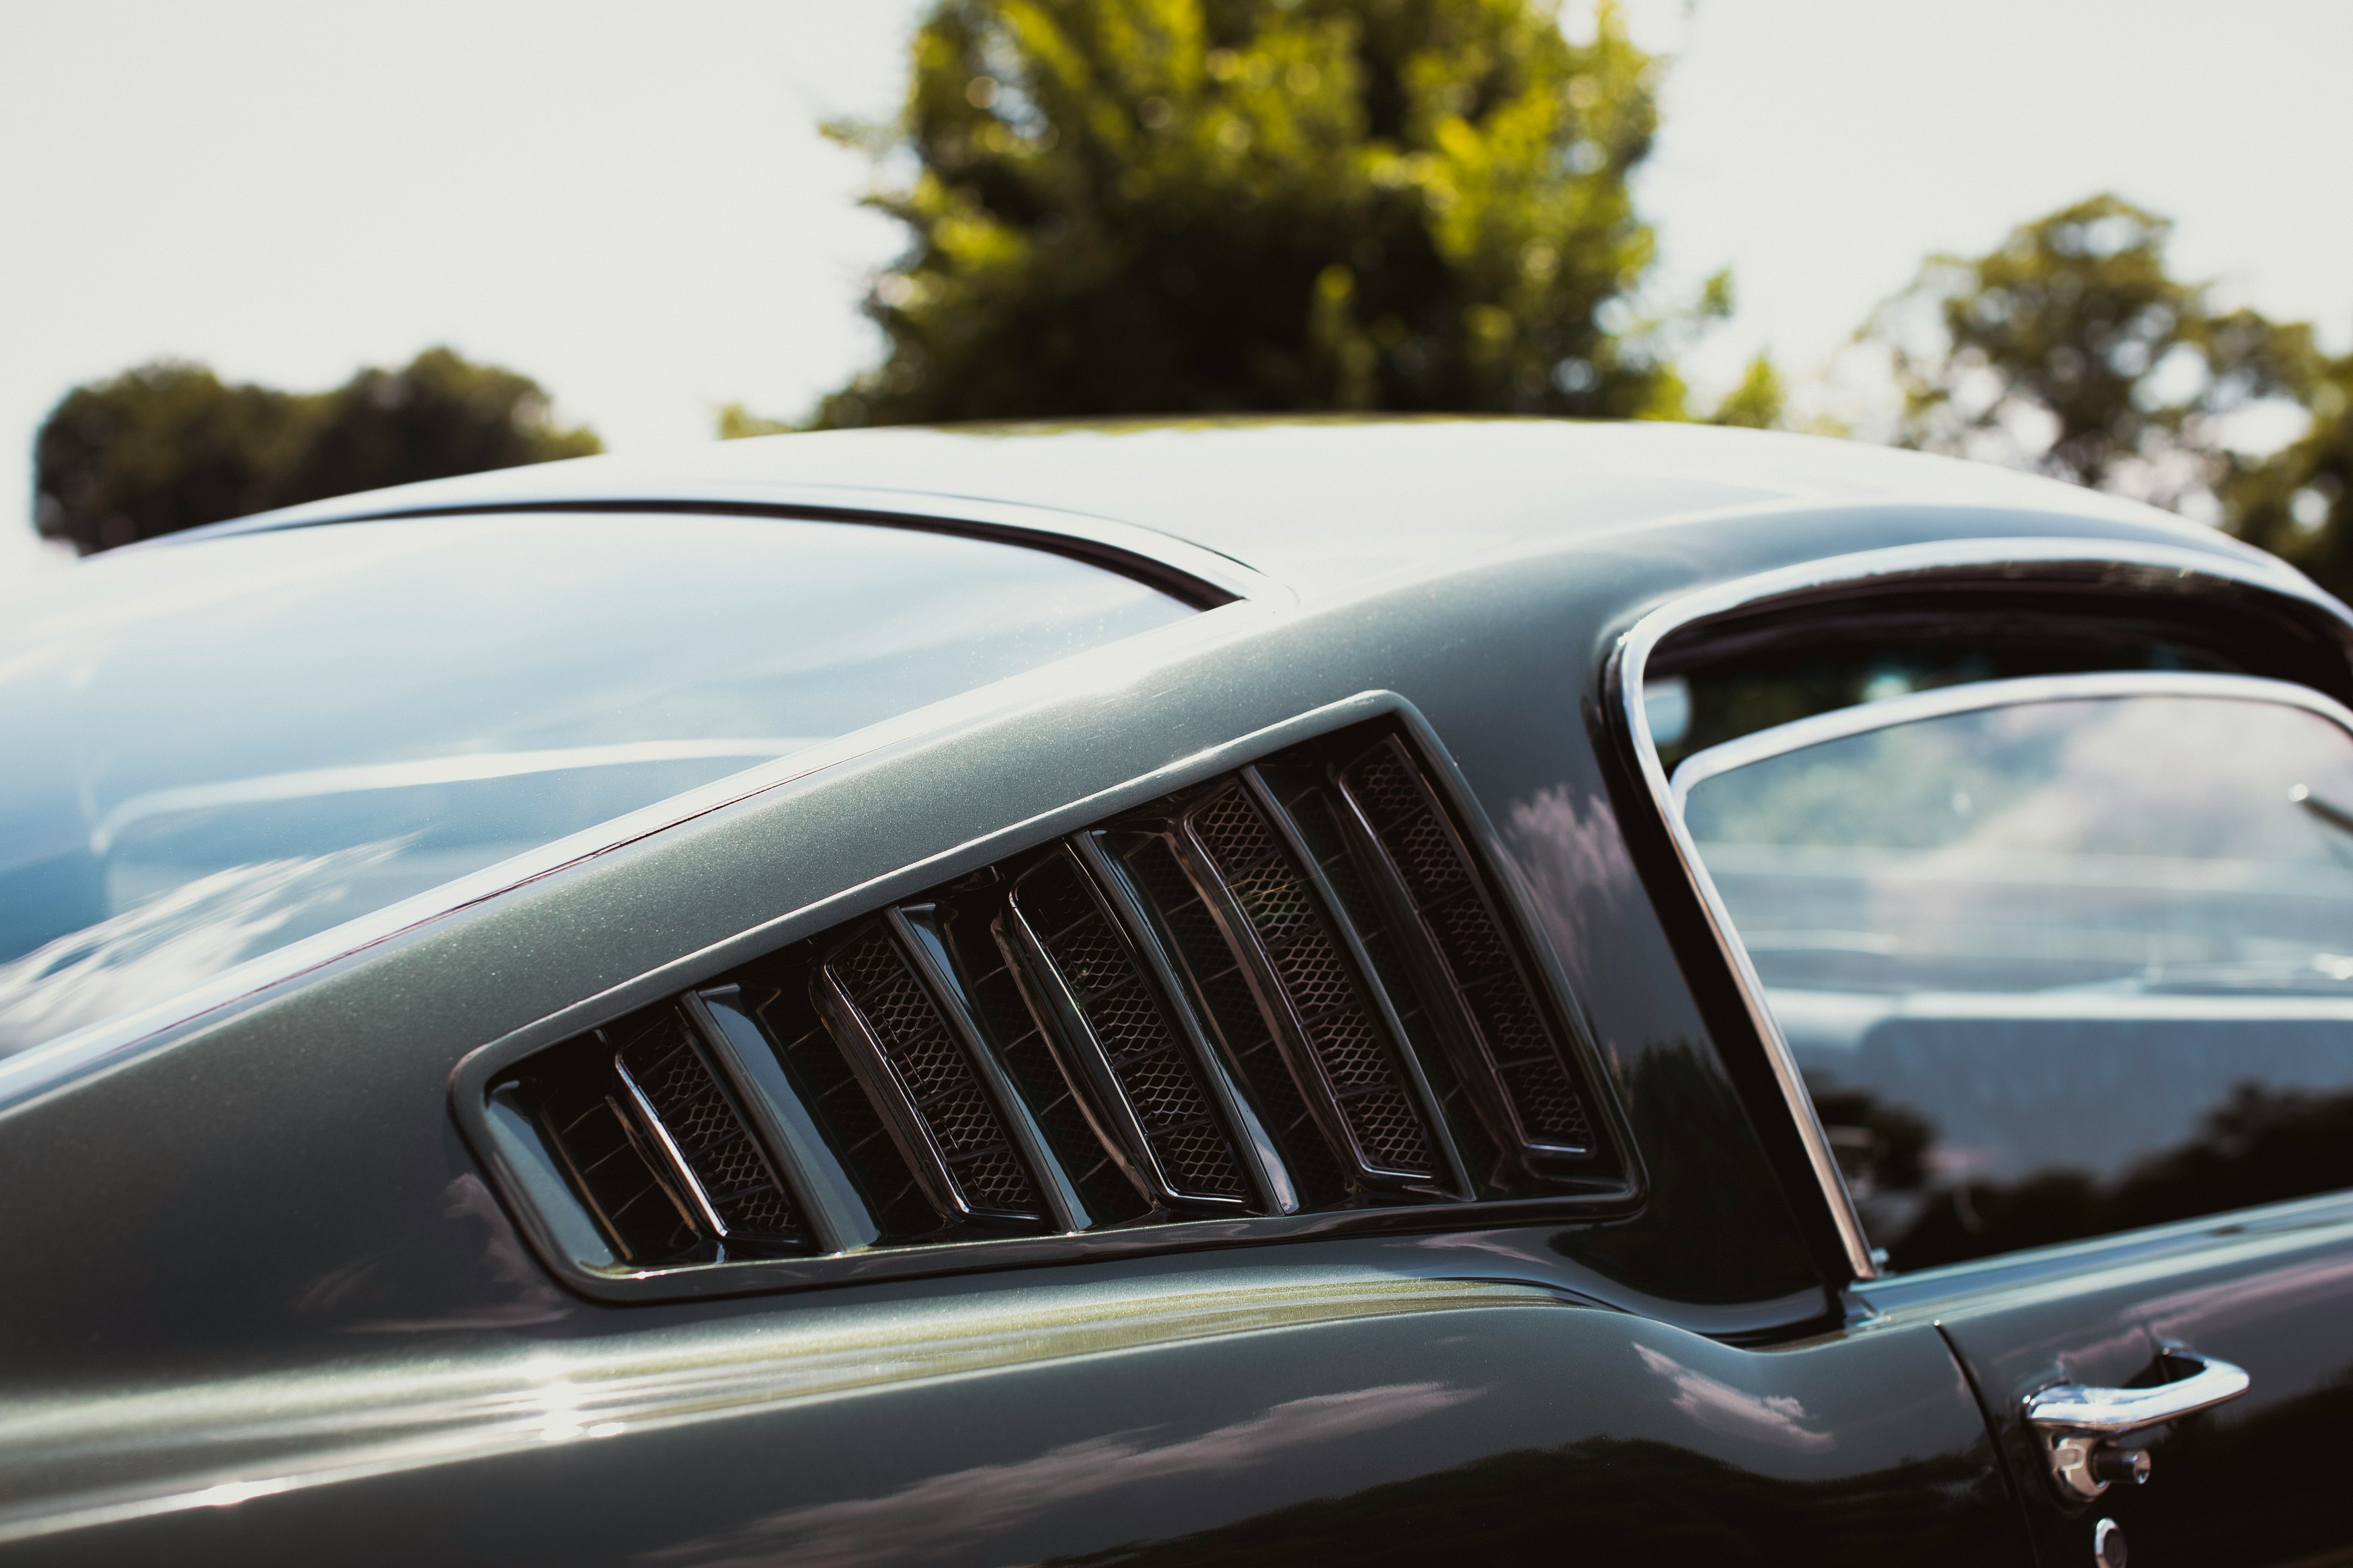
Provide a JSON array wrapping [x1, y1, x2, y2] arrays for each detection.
[[1856, 191, 2353, 602], [1861, 194, 2317, 509], [34, 347, 600, 554], [805, 0, 1729, 428], [2225, 356, 2353, 595]]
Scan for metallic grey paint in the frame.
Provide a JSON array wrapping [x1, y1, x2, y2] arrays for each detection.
[[5, 419, 2343, 1564]]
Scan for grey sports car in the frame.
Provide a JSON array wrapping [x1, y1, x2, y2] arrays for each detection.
[[1, 419, 2347, 1566]]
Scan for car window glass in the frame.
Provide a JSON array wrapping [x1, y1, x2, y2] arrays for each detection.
[[1678, 684, 2353, 1270], [0, 513, 1195, 1055], [1646, 633, 2229, 776]]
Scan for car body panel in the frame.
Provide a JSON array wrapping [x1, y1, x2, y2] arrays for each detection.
[[2, 1265, 2012, 1567], [1863, 1192, 2353, 1567], [5, 421, 2346, 1563]]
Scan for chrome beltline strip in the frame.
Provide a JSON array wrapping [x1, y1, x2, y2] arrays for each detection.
[[1615, 535, 2353, 1285], [1670, 669, 2353, 809], [0, 1269, 1562, 1547]]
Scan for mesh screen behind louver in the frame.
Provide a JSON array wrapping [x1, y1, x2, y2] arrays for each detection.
[[823, 928, 1043, 1221], [615, 1012, 803, 1238], [1336, 738, 1596, 1157], [486, 716, 1621, 1286], [518, 1006, 804, 1266], [1185, 784, 1437, 1181], [1012, 855, 1249, 1205]]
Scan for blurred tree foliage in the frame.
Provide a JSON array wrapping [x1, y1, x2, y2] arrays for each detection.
[[1860, 194, 2319, 511], [798, 0, 1734, 429], [1858, 192, 2353, 600], [1707, 352, 1784, 431], [715, 403, 796, 441], [34, 347, 600, 554], [2226, 356, 2353, 597]]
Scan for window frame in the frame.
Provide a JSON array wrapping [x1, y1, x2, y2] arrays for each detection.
[[1614, 536, 2353, 1283], [1668, 667, 2353, 809]]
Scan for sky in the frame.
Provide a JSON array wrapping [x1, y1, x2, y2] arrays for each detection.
[[4, 0, 2350, 581]]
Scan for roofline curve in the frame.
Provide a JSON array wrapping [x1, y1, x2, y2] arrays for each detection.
[[143, 481, 1287, 611]]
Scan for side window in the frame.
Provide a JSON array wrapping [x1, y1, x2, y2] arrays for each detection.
[[1677, 676, 2353, 1270]]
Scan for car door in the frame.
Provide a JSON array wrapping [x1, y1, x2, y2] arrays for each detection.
[[1667, 669, 2353, 1568]]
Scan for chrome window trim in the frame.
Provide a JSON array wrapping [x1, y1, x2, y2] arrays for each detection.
[[1614, 534, 2352, 1284], [611, 1050, 730, 1237], [1670, 669, 2353, 810]]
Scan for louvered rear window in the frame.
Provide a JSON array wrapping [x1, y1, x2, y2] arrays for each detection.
[[483, 718, 1628, 1285]]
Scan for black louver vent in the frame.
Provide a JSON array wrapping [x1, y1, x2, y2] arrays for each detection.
[[616, 1015, 803, 1237], [1107, 829, 1353, 1208], [1337, 739, 1596, 1157], [485, 717, 1624, 1286], [1185, 784, 1437, 1182], [510, 1007, 805, 1267], [822, 928, 1043, 1222], [947, 905, 1156, 1228], [1010, 855, 1250, 1206]]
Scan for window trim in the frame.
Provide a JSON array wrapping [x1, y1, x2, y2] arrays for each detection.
[[1669, 668, 2353, 810], [1614, 536, 2352, 1284]]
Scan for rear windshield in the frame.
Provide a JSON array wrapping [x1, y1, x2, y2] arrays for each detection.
[[0, 512, 1195, 1054]]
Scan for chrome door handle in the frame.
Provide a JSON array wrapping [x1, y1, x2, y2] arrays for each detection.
[[2023, 1350, 2250, 1499]]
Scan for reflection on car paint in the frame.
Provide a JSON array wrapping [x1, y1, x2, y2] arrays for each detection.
[[0, 513, 1193, 1053]]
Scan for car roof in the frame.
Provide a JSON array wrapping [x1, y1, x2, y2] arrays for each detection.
[[182, 416, 2252, 595]]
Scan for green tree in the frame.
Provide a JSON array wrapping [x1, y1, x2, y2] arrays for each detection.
[[1706, 352, 1784, 431], [30, 362, 308, 553], [34, 347, 600, 554], [2225, 355, 2353, 600], [805, 0, 1714, 428], [284, 347, 602, 507], [715, 403, 795, 441], [1861, 194, 2317, 511]]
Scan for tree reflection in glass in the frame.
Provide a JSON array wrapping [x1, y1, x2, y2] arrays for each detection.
[[1679, 681, 2353, 1268]]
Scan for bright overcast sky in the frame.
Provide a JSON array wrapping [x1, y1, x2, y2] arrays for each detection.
[[4, 0, 2350, 581]]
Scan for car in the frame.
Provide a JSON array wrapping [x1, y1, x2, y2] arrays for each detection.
[[0, 417, 2346, 1567]]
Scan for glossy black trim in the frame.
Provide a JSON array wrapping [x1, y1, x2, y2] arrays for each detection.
[[1070, 830, 1299, 1214], [890, 905, 1090, 1232], [1029, 840, 1277, 1214], [683, 987, 865, 1254], [1324, 735, 1603, 1168]]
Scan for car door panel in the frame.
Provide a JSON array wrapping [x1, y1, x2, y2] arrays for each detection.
[[1885, 1196, 2353, 1568], [4, 1272, 2018, 1568], [1634, 584, 2353, 1568]]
